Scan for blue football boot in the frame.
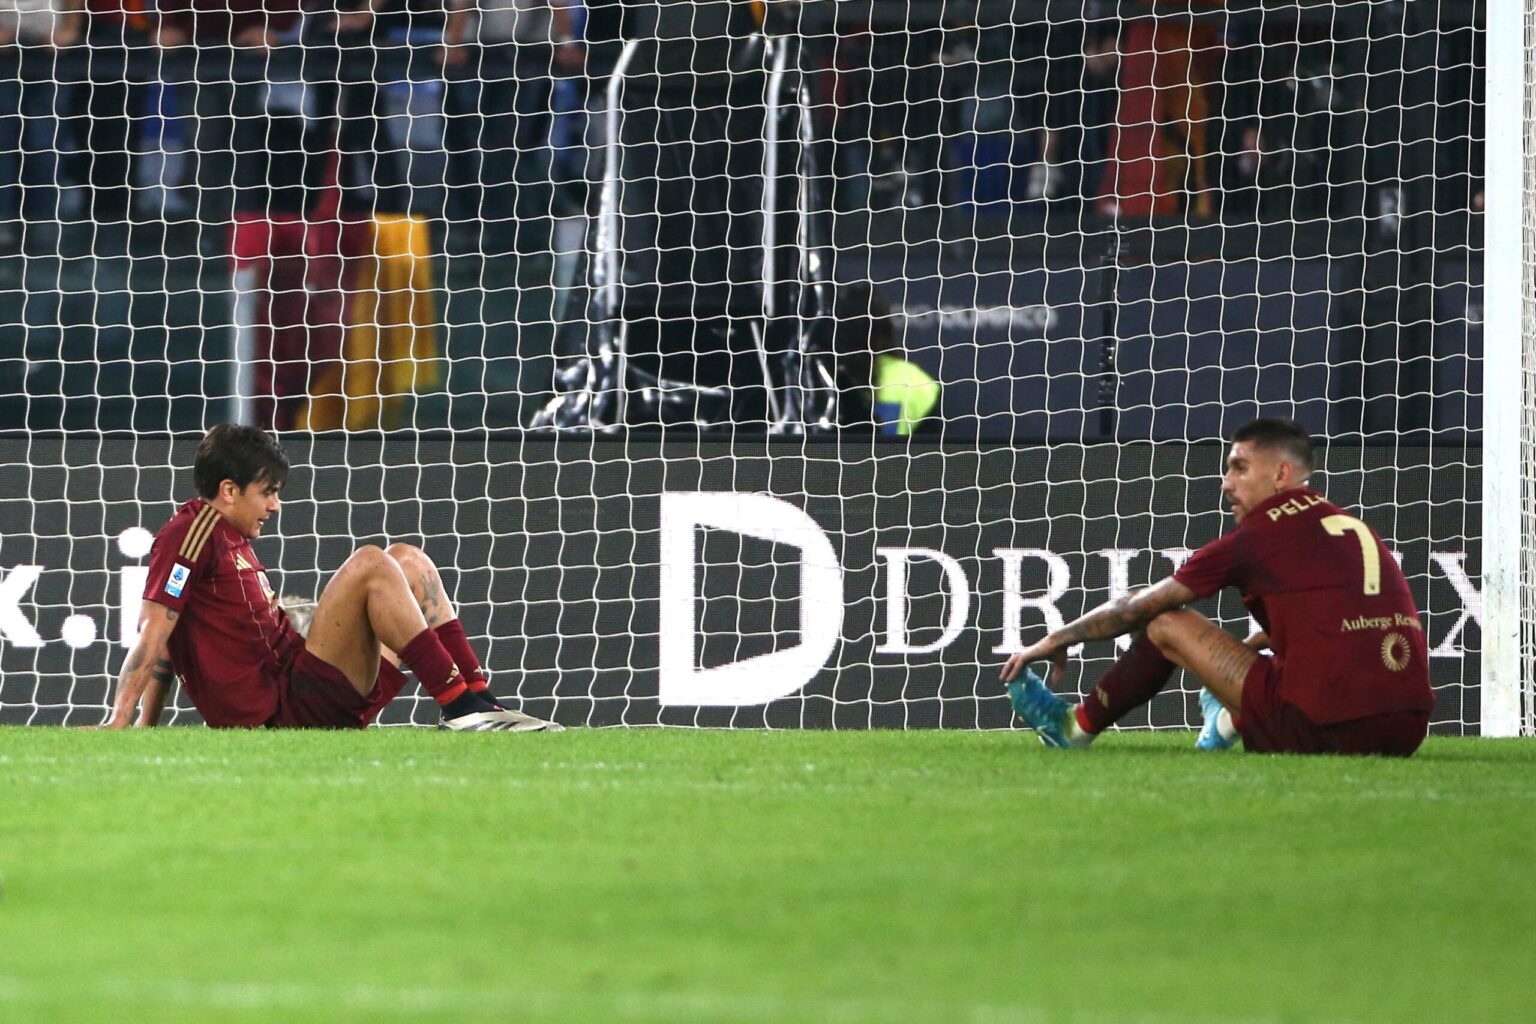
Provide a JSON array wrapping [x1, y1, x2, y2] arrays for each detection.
[[1195, 687, 1235, 751], [1006, 669, 1084, 749]]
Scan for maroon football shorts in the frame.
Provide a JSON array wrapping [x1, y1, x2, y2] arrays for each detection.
[[269, 647, 409, 729], [1237, 656, 1429, 757]]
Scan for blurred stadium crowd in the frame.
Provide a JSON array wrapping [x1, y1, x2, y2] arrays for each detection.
[[0, 1, 1483, 241], [0, 0, 1483, 434]]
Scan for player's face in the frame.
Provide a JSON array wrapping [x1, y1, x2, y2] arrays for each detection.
[[1221, 441, 1287, 523], [222, 479, 282, 539]]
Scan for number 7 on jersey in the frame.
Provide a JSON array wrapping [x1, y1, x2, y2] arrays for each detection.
[[1321, 514, 1381, 596]]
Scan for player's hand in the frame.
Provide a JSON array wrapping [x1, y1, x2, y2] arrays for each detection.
[[999, 640, 1067, 685]]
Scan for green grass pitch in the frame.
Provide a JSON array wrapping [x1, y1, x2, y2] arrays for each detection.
[[1, 727, 1531, 1024]]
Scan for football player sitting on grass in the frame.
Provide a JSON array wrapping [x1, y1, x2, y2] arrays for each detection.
[[105, 424, 559, 732], [1001, 418, 1433, 756]]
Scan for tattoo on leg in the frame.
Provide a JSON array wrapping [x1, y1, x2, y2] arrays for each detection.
[[416, 567, 448, 627], [1204, 634, 1253, 689]]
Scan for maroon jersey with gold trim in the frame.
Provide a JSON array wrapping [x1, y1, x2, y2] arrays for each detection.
[[1174, 488, 1434, 724], [142, 499, 303, 727]]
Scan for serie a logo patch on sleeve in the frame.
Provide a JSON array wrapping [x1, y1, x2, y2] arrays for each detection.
[[165, 563, 191, 599]]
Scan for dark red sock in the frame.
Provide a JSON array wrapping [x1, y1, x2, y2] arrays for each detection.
[[399, 628, 468, 706], [434, 619, 489, 693], [1078, 631, 1177, 733]]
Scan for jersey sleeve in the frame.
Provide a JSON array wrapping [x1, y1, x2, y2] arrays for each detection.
[[142, 507, 219, 614], [1173, 530, 1241, 599]]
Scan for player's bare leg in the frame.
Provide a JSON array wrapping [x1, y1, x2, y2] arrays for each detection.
[[307, 545, 433, 695], [306, 546, 483, 720], [1013, 608, 1254, 750], [1141, 609, 1253, 750], [385, 543, 500, 700], [304, 545, 555, 731], [385, 543, 454, 629], [1142, 609, 1256, 713], [384, 542, 560, 730], [384, 543, 497, 706]]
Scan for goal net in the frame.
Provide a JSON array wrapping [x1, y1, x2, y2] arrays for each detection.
[[0, 0, 1521, 733]]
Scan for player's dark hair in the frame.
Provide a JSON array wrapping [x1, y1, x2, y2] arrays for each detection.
[[194, 424, 289, 500], [1232, 418, 1314, 474]]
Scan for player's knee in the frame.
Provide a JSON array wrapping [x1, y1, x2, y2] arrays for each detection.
[[345, 544, 395, 580], [1145, 609, 1196, 649], [384, 542, 427, 572]]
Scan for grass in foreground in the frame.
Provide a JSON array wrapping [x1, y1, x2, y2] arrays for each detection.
[[0, 728, 1532, 1024]]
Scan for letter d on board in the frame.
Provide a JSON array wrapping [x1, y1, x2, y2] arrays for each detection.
[[658, 492, 844, 706]]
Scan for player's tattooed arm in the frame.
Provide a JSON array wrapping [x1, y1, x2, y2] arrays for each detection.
[[1001, 578, 1197, 682], [1053, 578, 1198, 649], [138, 657, 177, 728], [104, 605, 179, 729], [1244, 630, 1271, 652]]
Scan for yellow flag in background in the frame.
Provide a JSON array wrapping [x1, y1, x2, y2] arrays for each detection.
[[301, 214, 440, 431]]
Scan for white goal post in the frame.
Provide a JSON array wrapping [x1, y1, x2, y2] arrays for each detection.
[[1482, 0, 1534, 736]]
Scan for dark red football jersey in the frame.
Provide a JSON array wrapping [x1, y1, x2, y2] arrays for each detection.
[[142, 499, 303, 727], [1174, 488, 1434, 725]]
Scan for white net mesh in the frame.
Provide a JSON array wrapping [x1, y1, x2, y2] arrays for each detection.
[[0, 0, 1497, 730]]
